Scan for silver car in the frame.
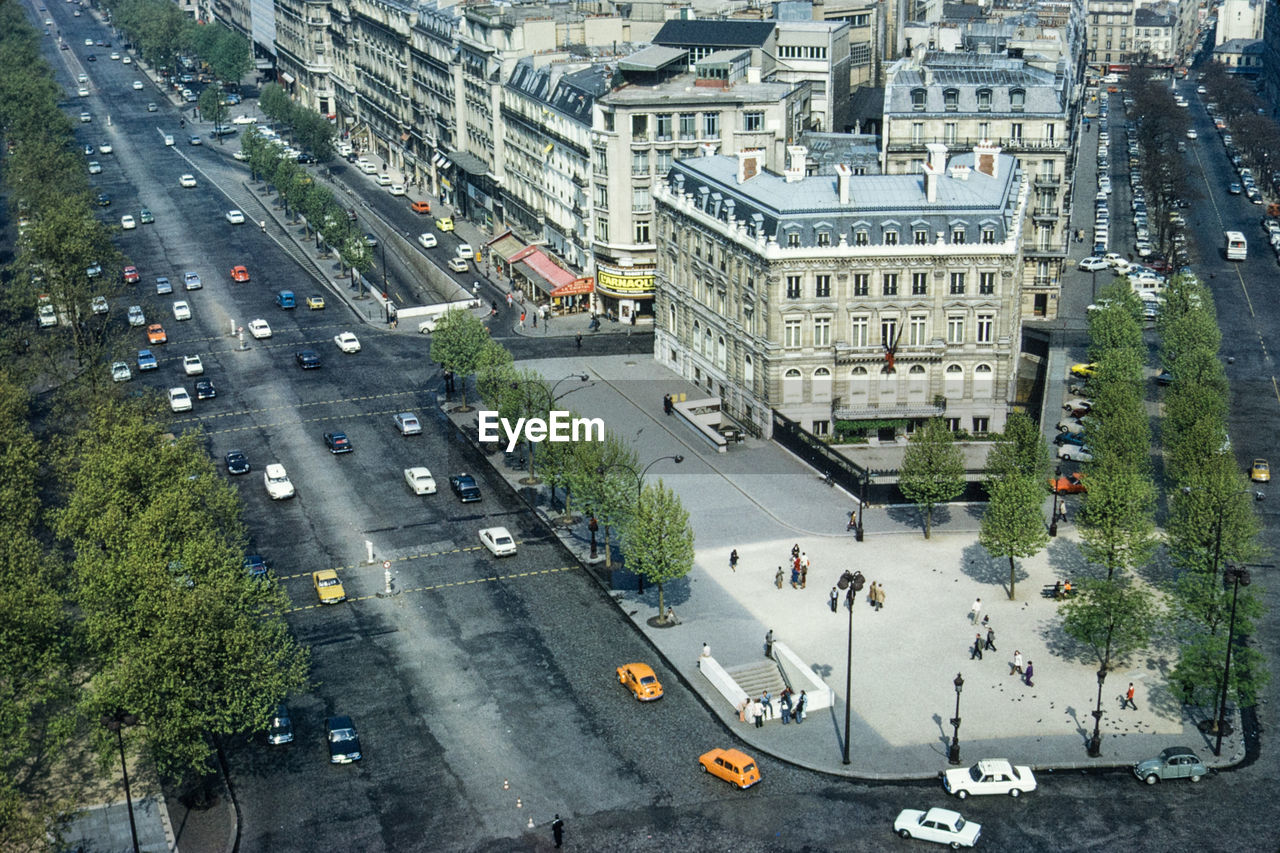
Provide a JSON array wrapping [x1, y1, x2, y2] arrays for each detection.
[[1134, 747, 1207, 785], [394, 412, 422, 436]]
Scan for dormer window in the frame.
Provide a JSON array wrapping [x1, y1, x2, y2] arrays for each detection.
[[911, 88, 927, 111], [977, 88, 992, 111], [1010, 88, 1026, 111], [943, 89, 959, 112]]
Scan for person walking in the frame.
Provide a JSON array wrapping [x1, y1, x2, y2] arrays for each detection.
[[874, 583, 885, 612], [506, 291, 513, 307], [969, 598, 982, 623], [761, 691, 774, 720], [1010, 650, 1024, 676], [519, 311, 526, 329], [984, 626, 997, 652], [790, 564, 800, 589], [970, 633, 984, 660], [1124, 682, 1138, 710], [867, 581, 878, 609], [779, 689, 793, 725], [663, 393, 673, 415], [752, 698, 764, 728], [575, 332, 582, 349], [829, 587, 839, 613], [795, 691, 807, 724], [791, 543, 801, 562], [729, 549, 739, 572], [800, 553, 809, 589], [775, 566, 785, 589], [764, 629, 774, 659], [552, 815, 564, 849], [1024, 661, 1034, 687]]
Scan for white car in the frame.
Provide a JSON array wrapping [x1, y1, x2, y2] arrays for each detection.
[[1077, 256, 1108, 271], [164, 134, 174, 146], [78, 86, 90, 97], [1186, 128, 1197, 139], [179, 174, 196, 188], [183, 355, 203, 375], [479, 526, 517, 557], [417, 233, 437, 249], [248, 319, 272, 339], [456, 243, 474, 260], [334, 331, 361, 353], [1059, 445, 1094, 463], [98, 142, 112, 154], [394, 412, 422, 436], [226, 209, 245, 224], [127, 305, 145, 326], [264, 463, 295, 499], [448, 258, 469, 273], [111, 361, 132, 382], [38, 305, 57, 328], [943, 759, 1037, 799], [388, 183, 406, 196], [120, 214, 136, 230], [894, 808, 980, 848], [357, 160, 377, 174], [231, 114, 257, 125], [375, 173, 392, 186], [122, 56, 131, 65], [167, 387, 192, 412], [172, 300, 192, 321], [91, 296, 109, 314], [88, 160, 102, 174], [404, 467, 437, 495], [132, 80, 143, 90]]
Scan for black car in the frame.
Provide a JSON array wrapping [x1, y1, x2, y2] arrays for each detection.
[[195, 379, 217, 400], [225, 449, 250, 475], [326, 715, 362, 763], [295, 349, 321, 369], [296, 152, 317, 164], [268, 703, 294, 745], [449, 473, 482, 503], [86, 54, 96, 61], [243, 554, 269, 579], [324, 431, 353, 454], [96, 193, 110, 206], [363, 232, 378, 248]]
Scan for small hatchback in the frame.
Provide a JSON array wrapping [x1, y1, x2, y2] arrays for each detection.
[[699, 748, 760, 789]]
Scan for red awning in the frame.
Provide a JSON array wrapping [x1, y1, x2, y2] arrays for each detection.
[[551, 277, 595, 297]]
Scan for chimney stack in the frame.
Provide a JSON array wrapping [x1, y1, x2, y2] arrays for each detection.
[[784, 145, 808, 183], [834, 163, 852, 204], [923, 143, 947, 203], [736, 149, 763, 183], [973, 140, 1001, 178]]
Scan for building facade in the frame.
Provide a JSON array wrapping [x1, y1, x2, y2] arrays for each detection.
[[1087, 0, 1136, 69], [1216, 0, 1266, 44], [653, 144, 1029, 440], [882, 50, 1073, 320], [1133, 4, 1177, 63]]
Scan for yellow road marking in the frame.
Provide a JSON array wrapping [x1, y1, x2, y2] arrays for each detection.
[[283, 564, 577, 612]]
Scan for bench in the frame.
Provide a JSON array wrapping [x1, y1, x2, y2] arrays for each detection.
[[1042, 583, 1078, 600]]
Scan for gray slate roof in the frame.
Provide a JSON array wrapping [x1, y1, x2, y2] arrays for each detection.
[[652, 19, 776, 48], [885, 53, 1066, 116]]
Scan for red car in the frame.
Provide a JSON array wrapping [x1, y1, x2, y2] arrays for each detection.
[[1049, 472, 1087, 494], [122, 265, 140, 283], [230, 265, 250, 282]]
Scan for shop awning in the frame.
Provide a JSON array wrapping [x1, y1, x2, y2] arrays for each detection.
[[432, 152, 449, 168], [551, 277, 595, 297], [444, 149, 489, 176], [279, 71, 295, 84], [486, 231, 527, 263], [513, 247, 576, 295]]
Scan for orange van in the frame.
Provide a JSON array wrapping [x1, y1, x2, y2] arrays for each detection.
[[410, 200, 431, 214]]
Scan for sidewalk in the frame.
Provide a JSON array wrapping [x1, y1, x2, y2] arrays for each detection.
[[447, 352, 1245, 779]]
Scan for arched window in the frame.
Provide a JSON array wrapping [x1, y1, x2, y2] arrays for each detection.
[[716, 336, 726, 369], [974, 363, 994, 398], [668, 303, 676, 329], [783, 368, 803, 403], [813, 366, 832, 402], [849, 365, 869, 401], [943, 88, 959, 111], [704, 327, 713, 360], [945, 363, 964, 397], [692, 320, 701, 355], [908, 364, 927, 397], [744, 354, 754, 386], [1009, 88, 1026, 111], [911, 88, 927, 111]]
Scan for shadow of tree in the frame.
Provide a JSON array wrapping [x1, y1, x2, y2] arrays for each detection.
[[1045, 537, 1097, 582], [885, 503, 956, 535], [959, 540, 1018, 589]]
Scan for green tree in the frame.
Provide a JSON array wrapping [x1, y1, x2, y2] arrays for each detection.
[[429, 309, 490, 409], [339, 236, 372, 283], [258, 83, 294, 127], [979, 473, 1049, 599], [205, 26, 253, 87], [1078, 464, 1156, 581], [622, 480, 694, 620], [1165, 458, 1261, 580], [569, 432, 639, 567], [197, 85, 229, 137], [898, 418, 965, 538], [985, 411, 1050, 482]]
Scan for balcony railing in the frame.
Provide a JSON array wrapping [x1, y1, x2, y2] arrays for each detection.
[[887, 135, 1068, 153]]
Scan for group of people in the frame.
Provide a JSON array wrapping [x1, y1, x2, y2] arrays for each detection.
[[773, 544, 808, 589], [736, 688, 808, 726]]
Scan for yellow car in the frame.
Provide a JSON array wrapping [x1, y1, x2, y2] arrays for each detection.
[[1251, 459, 1270, 482], [312, 569, 346, 604], [434, 217, 454, 232], [306, 295, 325, 310], [699, 748, 761, 789], [616, 663, 663, 701], [1069, 362, 1098, 378]]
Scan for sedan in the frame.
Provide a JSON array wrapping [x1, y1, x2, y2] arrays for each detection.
[[1185, 128, 1197, 139], [449, 473, 481, 502], [167, 387, 192, 412], [404, 467, 437, 495], [325, 715, 362, 763], [147, 102, 157, 112], [225, 449, 250, 475], [183, 272, 202, 290], [120, 214, 136, 230], [456, 243, 474, 260], [267, 704, 293, 745], [194, 379, 217, 400], [479, 526, 517, 557], [127, 305, 145, 326], [247, 319, 271, 339], [179, 174, 197, 188], [435, 217, 454, 232], [1228, 182, 1242, 194], [132, 80, 143, 90], [98, 142, 112, 154], [417, 232, 437, 249], [374, 173, 392, 186], [188, 135, 201, 146], [87, 262, 103, 278], [95, 193, 110, 206], [388, 183, 406, 196], [225, 209, 245, 224], [1069, 362, 1097, 378], [698, 748, 760, 789], [172, 301, 192, 321], [306, 295, 325, 310], [1251, 459, 1270, 483], [334, 331, 361, 353], [136, 349, 158, 370], [312, 570, 346, 605], [363, 232, 379, 248], [230, 265, 249, 283], [616, 662, 663, 701], [1058, 445, 1094, 463], [943, 759, 1037, 799], [323, 431, 353, 453], [893, 808, 980, 848], [1077, 256, 1108, 271], [394, 412, 422, 436], [124, 266, 141, 283], [448, 257, 469, 273], [111, 362, 132, 382], [146, 324, 167, 344], [1134, 746, 1207, 784], [295, 350, 321, 369], [155, 276, 172, 295], [182, 355, 203, 376], [231, 114, 257, 125], [91, 296, 109, 314], [264, 464, 295, 499], [88, 160, 101, 173]]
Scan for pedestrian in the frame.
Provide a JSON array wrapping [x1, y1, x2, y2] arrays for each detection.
[[753, 699, 764, 728], [1024, 661, 1034, 687], [761, 691, 774, 720], [775, 566, 784, 589], [795, 690, 807, 723], [729, 549, 739, 572], [506, 291, 513, 307], [532, 312, 537, 328], [552, 814, 564, 848], [791, 543, 801, 562], [780, 689, 793, 725], [259, 219, 266, 231], [790, 564, 800, 588], [800, 553, 809, 589], [519, 311, 526, 329], [663, 393, 673, 415], [874, 583, 885, 611], [1124, 682, 1138, 710], [764, 629, 774, 659], [970, 598, 982, 623], [698, 643, 711, 668], [829, 587, 839, 613], [736, 697, 749, 723], [575, 332, 582, 349], [867, 581, 878, 608], [664, 606, 679, 625], [1011, 650, 1024, 676], [984, 627, 996, 652], [970, 633, 983, 660]]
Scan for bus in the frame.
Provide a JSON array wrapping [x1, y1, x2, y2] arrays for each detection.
[[1225, 231, 1248, 261]]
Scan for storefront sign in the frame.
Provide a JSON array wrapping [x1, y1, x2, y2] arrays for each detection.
[[596, 268, 654, 295], [551, 277, 595, 297]]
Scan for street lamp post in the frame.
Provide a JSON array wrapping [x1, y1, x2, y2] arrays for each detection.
[[836, 569, 865, 765], [948, 673, 964, 765], [598, 455, 684, 589], [101, 710, 140, 853], [1180, 486, 1264, 584], [512, 373, 589, 484], [1049, 466, 1062, 538], [1213, 567, 1251, 756], [1088, 666, 1106, 757]]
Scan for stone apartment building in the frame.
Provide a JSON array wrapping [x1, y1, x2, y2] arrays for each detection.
[[653, 143, 1029, 440], [1087, 0, 1136, 70], [1133, 3, 1177, 63], [882, 49, 1073, 319]]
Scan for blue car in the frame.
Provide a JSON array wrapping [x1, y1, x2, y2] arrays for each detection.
[[137, 349, 158, 370]]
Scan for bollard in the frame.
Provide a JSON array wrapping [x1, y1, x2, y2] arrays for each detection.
[[365, 540, 375, 564]]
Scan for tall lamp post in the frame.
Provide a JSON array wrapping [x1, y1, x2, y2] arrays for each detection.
[[948, 673, 964, 765], [1213, 566, 1251, 756], [1180, 486, 1264, 584], [101, 709, 140, 853], [1049, 466, 1063, 538], [512, 373, 589, 484], [836, 569, 865, 765], [1088, 666, 1106, 757], [598, 455, 684, 590]]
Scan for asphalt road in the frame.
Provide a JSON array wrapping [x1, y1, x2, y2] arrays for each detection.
[[33, 9, 1280, 848]]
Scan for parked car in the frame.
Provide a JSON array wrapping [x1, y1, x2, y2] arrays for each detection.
[[943, 759, 1037, 799], [137, 349, 158, 370], [1250, 459, 1270, 483], [1133, 746, 1208, 784], [167, 387, 192, 412], [325, 715, 362, 763], [1058, 445, 1094, 463], [111, 361, 132, 382], [267, 703, 294, 745]]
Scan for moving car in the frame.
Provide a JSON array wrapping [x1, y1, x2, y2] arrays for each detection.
[[363, 232, 379, 248], [1134, 746, 1207, 784], [306, 295, 325, 310], [375, 173, 392, 186], [226, 209, 245, 224], [615, 662, 663, 701], [1250, 459, 1270, 483], [137, 349, 158, 370], [194, 380, 216, 399], [394, 412, 422, 436], [188, 135, 201, 146], [172, 300, 192, 321], [325, 716, 362, 763], [388, 183, 406, 196], [313, 570, 346, 604], [417, 232, 437, 249], [450, 473, 481, 502], [1078, 256, 1108, 271], [127, 305, 145, 326], [435, 217, 454, 232], [248, 319, 271, 339], [87, 159, 101, 173], [456, 244, 474, 260], [264, 463, 295, 499], [276, 290, 295, 309], [225, 449, 250, 475], [167, 387, 192, 412], [132, 80, 143, 90], [894, 808, 981, 848], [295, 349, 321, 369], [404, 467, 437, 495], [111, 362, 132, 382], [334, 331, 361, 353], [267, 704, 293, 745], [942, 759, 1037, 799], [323, 431, 353, 453], [179, 174, 197, 188], [182, 355, 203, 375], [98, 142, 112, 154], [183, 272, 202, 290], [155, 276, 172, 294], [230, 265, 249, 283], [479, 526, 517, 556], [147, 324, 167, 344], [120, 214, 136, 229], [698, 748, 760, 789], [448, 258, 469, 273]]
